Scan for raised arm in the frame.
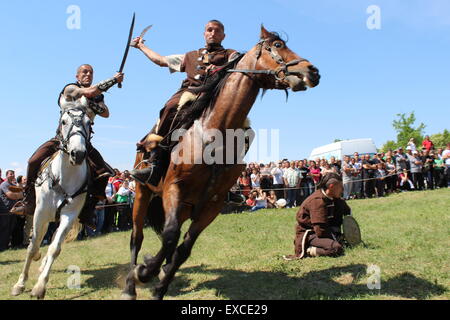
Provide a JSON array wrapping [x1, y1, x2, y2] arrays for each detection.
[[63, 73, 124, 118], [131, 36, 169, 67]]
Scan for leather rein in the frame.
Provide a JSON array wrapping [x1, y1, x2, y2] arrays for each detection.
[[227, 38, 309, 82]]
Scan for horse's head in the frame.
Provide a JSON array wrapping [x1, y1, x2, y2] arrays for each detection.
[[250, 26, 320, 92], [58, 107, 91, 166]]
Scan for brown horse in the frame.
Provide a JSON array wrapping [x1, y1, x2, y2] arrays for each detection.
[[121, 26, 320, 300]]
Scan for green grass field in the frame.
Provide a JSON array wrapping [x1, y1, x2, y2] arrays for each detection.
[[1, 188, 449, 300]]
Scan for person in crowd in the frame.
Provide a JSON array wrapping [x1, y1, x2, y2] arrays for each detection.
[[10, 176, 26, 248], [291, 173, 351, 259], [259, 163, 272, 191], [250, 168, 261, 189], [112, 169, 124, 193], [86, 199, 105, 237], [351, 154, 363, 199], [362, 154, 377, 198], [341, 156, 353, 200], [422, 150, 435, 190], [395, 147, 409, 173], [329, 156, 340, 172], [237, 171, 252, 198], [246, 190, 257, 207], [0, 169, 4, 184], [102, 175, 117, 233], [246, 162, 256, 176], [0, 170, 23, 251], [422, 135, 434, 152], [321, 161, 336, 176], [114, 180, 133, 231], [297, 160, 313, 201], [266, 190, 278, 209], [443, 142, 450, 188], [308, 160, 322, 187], [374, 162, 387, 197], [407, 138, 417, 152], [271, 161, 285, 200], [384, 155, 397, 193], [409, 150, 424, 190], [251, 188, 267, 212], [283, 161, 301, 208], [399, 169, 415, 191], [433, 151, 446, 188]]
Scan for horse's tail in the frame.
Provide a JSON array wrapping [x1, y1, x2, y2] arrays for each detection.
[[64, 220, 82, 243], [147, 196, 165, 236]]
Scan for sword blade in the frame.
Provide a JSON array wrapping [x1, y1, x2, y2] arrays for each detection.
[[139, 24, 153, 38], [118, 12, 135, 88]]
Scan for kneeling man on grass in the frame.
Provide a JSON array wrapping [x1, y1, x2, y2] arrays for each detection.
[[291, 173, 351, 259]]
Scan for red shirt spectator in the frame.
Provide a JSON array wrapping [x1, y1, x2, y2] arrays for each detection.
[[422, 136, 434, 151], [246, 197, 256, 207]]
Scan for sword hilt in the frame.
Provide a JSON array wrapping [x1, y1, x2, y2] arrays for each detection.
[[117, 70, 123, 89]]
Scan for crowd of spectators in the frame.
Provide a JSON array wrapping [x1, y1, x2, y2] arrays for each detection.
[[1, 139, 449, 251], [0, 168, 138, 251], [233, 139, 450, 212]]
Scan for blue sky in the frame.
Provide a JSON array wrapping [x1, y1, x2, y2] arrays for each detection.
[[1, 0, 449, 175]]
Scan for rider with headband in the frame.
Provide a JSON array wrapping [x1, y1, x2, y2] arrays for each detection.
[[11, 65, 124, 230]]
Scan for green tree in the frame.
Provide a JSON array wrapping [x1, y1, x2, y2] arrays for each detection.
[[380, 140, 398, 152], [392, 112, 426, 149], [430, 129, 450, 149]]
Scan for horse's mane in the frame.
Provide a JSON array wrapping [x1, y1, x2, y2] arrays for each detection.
[[177, 29, 286, 130]]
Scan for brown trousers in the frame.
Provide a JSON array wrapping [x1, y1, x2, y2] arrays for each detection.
[[26, 138, 111, 198], [156, 90, 185, 138], [294, 232, 344, 258], [308, 234, 344, 257]]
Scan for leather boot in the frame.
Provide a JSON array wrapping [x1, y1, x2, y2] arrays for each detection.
[[131, 147, 164, 187], [78, 195, 99, 231], [10, 184, 36, 216]]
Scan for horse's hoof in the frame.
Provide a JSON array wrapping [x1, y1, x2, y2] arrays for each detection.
[[31, 285, 46, 300], [33, 252, 41, 261], [120, 292, 137, 300], [11, 284, 25, 296], [133, 265, 146, 286]]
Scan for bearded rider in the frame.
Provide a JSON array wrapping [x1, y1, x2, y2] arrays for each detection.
[[11, 64, 124, 230], [129, 19, 238, 186]]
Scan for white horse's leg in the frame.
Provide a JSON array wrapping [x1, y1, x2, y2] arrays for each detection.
[[31, 213, 76, 299], [11, 205, 49, 296]]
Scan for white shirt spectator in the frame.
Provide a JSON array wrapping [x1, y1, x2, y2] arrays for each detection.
[[250, 173, 260, 188], [271, 167, 284, 185], [442, 148, 450, 165]]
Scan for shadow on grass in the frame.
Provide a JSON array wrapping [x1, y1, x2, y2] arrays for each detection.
[[0, 259, 21, 266], [175, 264, 446, 300]]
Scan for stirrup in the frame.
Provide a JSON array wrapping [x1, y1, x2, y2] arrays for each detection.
[[130, 166, 154, 185]]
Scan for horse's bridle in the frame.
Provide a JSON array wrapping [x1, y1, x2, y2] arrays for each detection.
[[227, 38, 309, 82], [57, 108, 91, 154]]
